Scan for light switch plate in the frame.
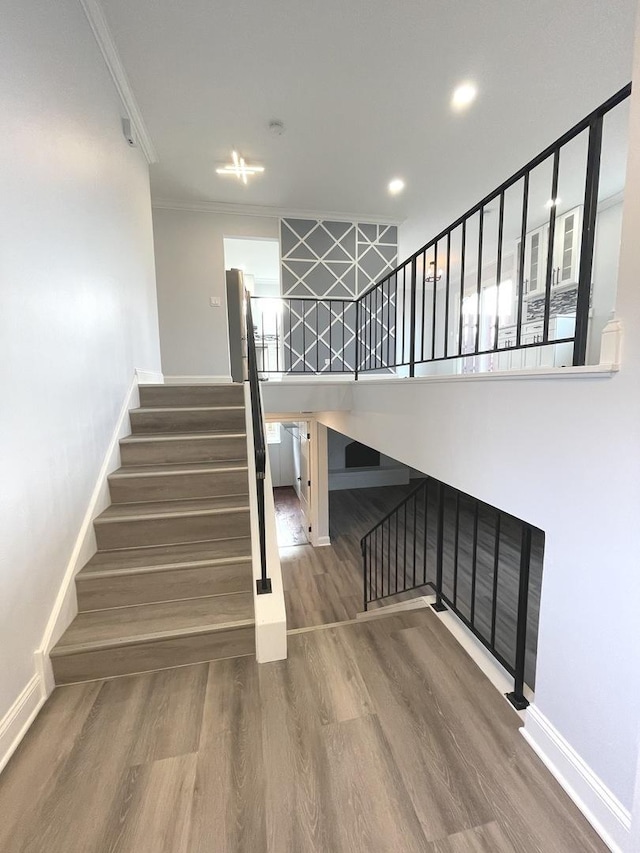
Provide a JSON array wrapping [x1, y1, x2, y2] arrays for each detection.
[[209, 296, 222, 307]]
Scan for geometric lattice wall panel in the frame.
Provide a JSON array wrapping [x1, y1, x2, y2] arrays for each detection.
[[281, 218, 397, 299], [356, 224, 398, 293], [359, 282, 396, 371], [283, 300, 357, 374]]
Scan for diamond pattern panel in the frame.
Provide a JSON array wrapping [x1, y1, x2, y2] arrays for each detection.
[[280, 217, 397, 374]]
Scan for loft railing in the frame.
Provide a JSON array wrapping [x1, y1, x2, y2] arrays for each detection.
[[251, 84, 630, 377], [361, 476, 544, 710], [245, 292, 271, 594]]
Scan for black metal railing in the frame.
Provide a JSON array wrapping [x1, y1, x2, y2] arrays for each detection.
[[245, 292, 272, 594], [252, 84, 630, 378], [251, 296, 357, 374], [361, 476, 544, 709]]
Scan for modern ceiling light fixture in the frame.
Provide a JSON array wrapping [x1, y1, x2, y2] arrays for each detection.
[[545, 197, 562, 208], [388, 178, 405, 195], [216, 150, 264, 184], [451, 81, 478, 111]]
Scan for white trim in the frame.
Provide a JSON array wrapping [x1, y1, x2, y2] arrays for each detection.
[[152, 197, 402, 226], [78, 0, 158, 164], [244, 383, 287, 663], [163, 375, 232, 385], [135, 369, 164, 385], [36, 370, 148, 671], [522, 705, 631, 852], [0, 674, 46, 774], [597, 189, 625, 214]]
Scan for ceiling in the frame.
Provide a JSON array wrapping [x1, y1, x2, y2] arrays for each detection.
[[101, 0, 637, 239]]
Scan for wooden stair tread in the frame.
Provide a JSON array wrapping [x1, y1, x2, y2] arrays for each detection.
[[52, 593, 255, 655], [138, 383, 238, 389], [96, 495, 249, 523], [120, 432, 246, 443], [109, 461, 248, 477], [80, 538, 253, 576], [130, 406, 245, 414]]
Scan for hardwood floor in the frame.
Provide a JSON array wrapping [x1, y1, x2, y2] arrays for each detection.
[[282, 484, 542, 687], [273, 486, 309, 547], [0, 609, 605, 852]]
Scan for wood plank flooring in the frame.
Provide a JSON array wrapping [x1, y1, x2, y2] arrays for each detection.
[[282, 485, 542, 687], [0, 609, 605, 852], [273, 486, 309, 547]]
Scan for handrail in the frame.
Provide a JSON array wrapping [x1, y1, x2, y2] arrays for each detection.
[[360, 475, 542, 710], [251, 84, 631, 378], [245, 291, 272, 595], [357, 82, 632, 302]]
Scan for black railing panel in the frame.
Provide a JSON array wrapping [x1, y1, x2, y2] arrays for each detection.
[[245, 293, 271, 595], [361, 475, 544, 709]]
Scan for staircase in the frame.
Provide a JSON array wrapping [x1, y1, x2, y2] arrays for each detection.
[[50, 384, 256, 684]]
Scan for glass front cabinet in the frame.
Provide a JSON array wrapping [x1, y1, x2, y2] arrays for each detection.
[[515, 205, 582, 296]]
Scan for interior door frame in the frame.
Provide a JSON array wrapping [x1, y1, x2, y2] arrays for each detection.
[[265, 413, 330, 547]]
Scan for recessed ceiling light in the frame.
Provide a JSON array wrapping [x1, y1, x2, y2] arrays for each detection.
[[216, 150, 264, 184], [451, 82, 478, 111], [545, 197, 562, 208], [388, 178, 405, 195]]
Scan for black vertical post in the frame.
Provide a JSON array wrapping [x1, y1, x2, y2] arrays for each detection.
[[362, 539, 368, 611], [543, 149, 560, 342], [475, 208, 484, 354], [507, 525, 532, 710], [409, 258, 417, 376], [493, 193, 505, 351], [444, 231, 451, 358], [458, 220, 466, 356], [516, 173, 530, 348], [354, 299, 360, 380], [255, 478, 271, 594], [431, 481, 447, 612], [573, 115, 603, 366], [431, 242, 438, 360]]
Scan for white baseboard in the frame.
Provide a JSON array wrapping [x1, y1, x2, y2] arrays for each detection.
[[135, 369, 164, 384], [37, 369, 148, 666], [313, 535, 332, 547], [522, 704, 631, 852], [164, 375, 232, 384], [0, 673, 46, 774]]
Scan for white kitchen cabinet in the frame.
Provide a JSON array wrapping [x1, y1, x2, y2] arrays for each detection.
[[495, 315, 575, 370], [514, 205, 582, 300], [553, 207, 582, 286]]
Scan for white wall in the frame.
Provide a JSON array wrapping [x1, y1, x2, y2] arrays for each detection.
[[0, 0, 161, 723], [267, 424, 295, 488], [590, 200, 624, 363], [152, 207, 279, 377], [327, 428, 410, 490]]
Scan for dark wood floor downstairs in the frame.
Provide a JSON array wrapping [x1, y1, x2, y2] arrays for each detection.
[[0, 609, 605, 853]]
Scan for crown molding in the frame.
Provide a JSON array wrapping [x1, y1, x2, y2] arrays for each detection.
[[151, 197, 403, 226], [78, 0, 158, 164]]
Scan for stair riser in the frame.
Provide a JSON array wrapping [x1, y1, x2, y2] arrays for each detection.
[[109, 469, 249, 503], [51, 626, 254, 684], [95, 510, 251, 550], [76, 562, 253, 611], [120, 436, 247, 465], [130, 409, 245, 434], [139, 385, 244, 408]]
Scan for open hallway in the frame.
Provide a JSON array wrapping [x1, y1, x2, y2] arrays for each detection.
[[0, 608, 605, 853], [281, 484, 420, 628]]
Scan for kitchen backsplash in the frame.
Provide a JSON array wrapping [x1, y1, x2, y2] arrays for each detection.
[[526, 287, 578, 320]]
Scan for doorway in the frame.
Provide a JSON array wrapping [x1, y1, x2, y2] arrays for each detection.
[[267, 420, 311, 548], [224, 237, 282, 373]]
